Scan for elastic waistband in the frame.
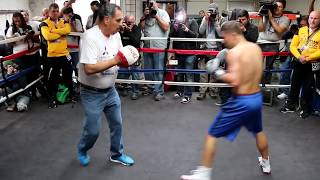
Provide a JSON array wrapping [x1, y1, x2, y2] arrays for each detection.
[[80, 83, 112, 93], [232, 91, 262, 99]]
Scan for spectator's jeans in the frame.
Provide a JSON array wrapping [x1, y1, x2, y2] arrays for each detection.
[[70, 52, 79, 77], [78, 87, 124, 157], [288, 61, 314, 112], [131, 64, 141, 95], [198, 53, 217, 94], [175, 54, 196, 97], [279, 56, 293, 95], [143, 52, 165, 95], [260, 44, 279, 84]]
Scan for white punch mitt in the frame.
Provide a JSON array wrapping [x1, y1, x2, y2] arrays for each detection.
[[117, 45, 139, 67]]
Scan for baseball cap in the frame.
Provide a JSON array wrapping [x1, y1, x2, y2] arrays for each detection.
[[208, 3, 219, 13]]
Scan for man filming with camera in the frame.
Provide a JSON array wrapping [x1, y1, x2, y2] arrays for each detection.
[[258, 0, 290, 85], [139, 0, 170, 101]]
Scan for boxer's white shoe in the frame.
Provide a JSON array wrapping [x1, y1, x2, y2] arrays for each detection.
[[258, 156, 271, 174], [181, 166, 211, 180]]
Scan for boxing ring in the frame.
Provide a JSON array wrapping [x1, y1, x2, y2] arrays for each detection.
[[1, 32, 320, 180], [1, 32, 318, 108]]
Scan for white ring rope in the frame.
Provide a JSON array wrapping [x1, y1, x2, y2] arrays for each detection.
[[115, 79, 291, 88], [0, 32, 40, 45], [0, 75, 43, 104], [57, 32, 287, 44]]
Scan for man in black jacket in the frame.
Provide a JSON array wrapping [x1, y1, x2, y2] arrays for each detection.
[[237, 9, 259, 43], [118, 15, 142, 100]]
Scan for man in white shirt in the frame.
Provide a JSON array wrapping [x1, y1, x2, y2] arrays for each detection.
[[77, 2, 135, 167]]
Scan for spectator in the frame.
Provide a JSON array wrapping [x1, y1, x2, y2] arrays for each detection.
[[32, 8, 49, 22], [6, 12, 38, 82], [277, 23, 299, 100], [20, 10, 42, 99], [298, 15, 309, 27], [237, 9, 259, 43], [62, 0, 84, 31], [197, 10, 205, 26], [86, 1, 100, 29], [170, 7, 198, 104], [139, 0, 170, 101], [6, 12, 33, 57], [309, 0, 316, 14], [63, 7, 82, 80], [2, 60, 31, 112], [119, 15, 142, 100], [197, 3, 226, 100], [40, 3, 74, 108], [280, 11, 320, 119], [21, 10, 40, 33], [258, 0, 290, 85]]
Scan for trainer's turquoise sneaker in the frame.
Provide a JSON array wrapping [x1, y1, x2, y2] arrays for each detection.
[[109, 154, 134, 166], [78, 151, 90, 166]]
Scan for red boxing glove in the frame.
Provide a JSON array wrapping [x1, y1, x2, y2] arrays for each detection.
[[117, 45, 139, 67]]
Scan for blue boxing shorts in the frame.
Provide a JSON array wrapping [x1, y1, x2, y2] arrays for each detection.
[[208, 92, 263, 141]]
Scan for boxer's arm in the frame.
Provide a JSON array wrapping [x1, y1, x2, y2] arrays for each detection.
[[220, 51, 240, 87]]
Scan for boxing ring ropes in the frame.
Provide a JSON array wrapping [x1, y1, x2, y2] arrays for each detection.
[[0, 32, 292, 104]]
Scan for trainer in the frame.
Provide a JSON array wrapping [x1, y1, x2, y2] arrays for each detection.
[[77, 2, 139, 167]]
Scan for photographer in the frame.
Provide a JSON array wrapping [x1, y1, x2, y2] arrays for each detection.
[[258, 0, 290, 84], [118, 15, 142, 100], [139, 0, 170, 101], [6, 12, 39, 90], [197, 3, 226, 101], [170, 7, 198, 104], [237, 9, 259, 43]]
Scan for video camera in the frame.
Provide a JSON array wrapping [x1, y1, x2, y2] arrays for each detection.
[[207, 10, 217, 19], [146, 0, 157, 17], [258, 0, 278, 16]]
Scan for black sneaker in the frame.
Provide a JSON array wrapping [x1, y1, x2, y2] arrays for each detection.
[[71, 96, 78, 103], [130, 93, 138, 100], [280, 103, 295, 113], [174, 92, 183, 99], [48, 100, 57, 108], [154, 93, 165, 101], [300, 110, 311, 119], [180, 97, 191, 104], [196, 93, 206, 100]]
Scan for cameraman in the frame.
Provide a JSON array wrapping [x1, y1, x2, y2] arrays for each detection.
[[139, 0, 170, 101], [258, 0, 290, 84], [197, 3, 226, 100]]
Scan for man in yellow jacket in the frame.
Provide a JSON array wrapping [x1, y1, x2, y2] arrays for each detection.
[[40, 3, 73, 108], [280, 11, 320, 118]]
